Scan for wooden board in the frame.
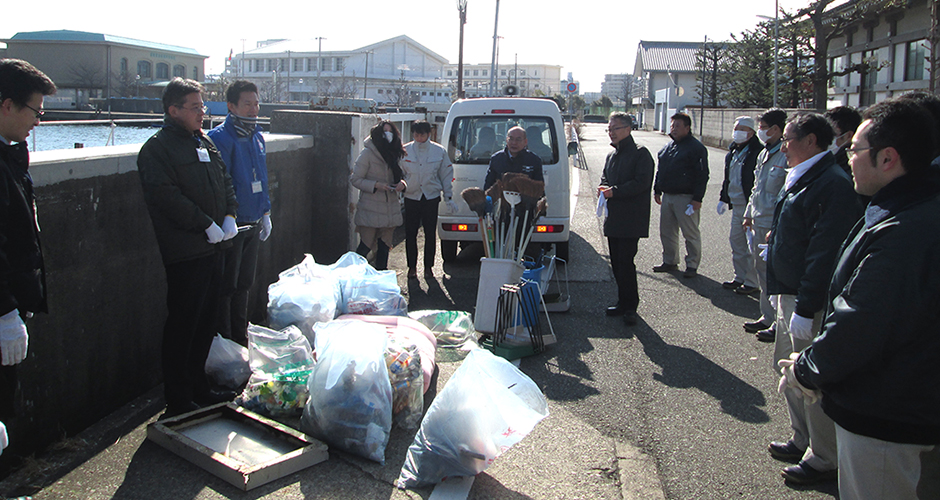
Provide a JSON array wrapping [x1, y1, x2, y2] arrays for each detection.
[[147, 403, 328, 491]]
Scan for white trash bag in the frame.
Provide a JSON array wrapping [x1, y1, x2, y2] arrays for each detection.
[[267, 254, 341, 344], [396, 348, 549, 488], [204, 334, 251, 389]]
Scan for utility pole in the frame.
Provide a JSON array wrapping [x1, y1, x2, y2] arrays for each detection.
[[363, 51, 371, 99], [240, 39, 246, 79], [287, 50, 291, 102], [316, 37, 326, 97], [489, 0, 500, 96], [457, 0, 468, 99]]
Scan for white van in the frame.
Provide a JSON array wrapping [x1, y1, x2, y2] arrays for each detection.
[[438, 97, 576, 261]]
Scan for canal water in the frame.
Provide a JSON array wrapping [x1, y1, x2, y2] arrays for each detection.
[[29, 123, 161, 152]]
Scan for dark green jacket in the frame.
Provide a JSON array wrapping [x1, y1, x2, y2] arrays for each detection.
[[137, 117, 237, 265]]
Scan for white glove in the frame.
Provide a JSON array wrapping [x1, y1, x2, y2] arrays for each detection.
[[789, 312, 815, 341], [769, 294, 779, 310], [221, 215, 238, 241], [778, 352, 820, 404], [758, 243, 768, 262], [0, 421, 7, 456], [445, 198, 459, 215], [685, 204, 695, 216], [260, 214, 272, 242], [716, 201, 728, 215], [0, 310, 29, 366], [205, 222, 224, 244]]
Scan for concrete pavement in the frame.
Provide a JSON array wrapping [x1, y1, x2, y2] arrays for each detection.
[[0, 125, 838, 499]]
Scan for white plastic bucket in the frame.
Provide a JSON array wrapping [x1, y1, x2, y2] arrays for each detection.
[[474, 258, 524, 334]]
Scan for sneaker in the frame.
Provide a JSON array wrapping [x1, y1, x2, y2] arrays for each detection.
[[652, 263, 678, 272], [781, 461, 837, 484], [722, 280, 743, 290], [734, 284, 759, 295], [682, 268, 698, 278]]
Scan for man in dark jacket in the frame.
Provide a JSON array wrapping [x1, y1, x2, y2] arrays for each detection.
[[653, 113, 709, 278], [207, 81, 271, 347], [824, 106, 861, 175], [0, 58, 56, 456], [766, 112, 862, 484], [717, 116, 761, 295], [483, 126, 543, 191], [599, 113, 653, 326], [138, 78, 239, 418], [782, 98, 940, 498]]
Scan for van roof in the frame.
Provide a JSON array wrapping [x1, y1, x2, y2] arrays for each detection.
[[448, 97, 562, 115]]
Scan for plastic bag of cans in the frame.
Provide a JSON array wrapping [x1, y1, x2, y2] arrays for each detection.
[[386, 337, 424, 430]]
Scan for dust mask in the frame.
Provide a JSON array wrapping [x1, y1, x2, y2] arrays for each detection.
[[757, 129, 772, 144], [384, 131, 394, 143], [732, 130, 750, 144]]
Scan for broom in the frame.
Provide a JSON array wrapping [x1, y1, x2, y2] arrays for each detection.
[[461, 187, 490, 257]]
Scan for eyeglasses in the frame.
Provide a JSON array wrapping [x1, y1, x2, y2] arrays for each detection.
[[606, 125, 628, 133], [23, 103, 44, 120], [781, 136, 801, 144], [846, 146, 873, 159], [176, 103, 207, 113]]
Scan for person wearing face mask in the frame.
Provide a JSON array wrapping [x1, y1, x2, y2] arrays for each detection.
[[351, 120, 407, 270], [824, 106, 861, 176], [742, 109, 788, 341], [207, 81, 270, 347], [717, 116, 762, 296], [0, 58, 56, 458]]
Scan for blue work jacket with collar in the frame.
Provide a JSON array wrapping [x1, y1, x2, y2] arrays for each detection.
[[207, 115, 271, 223]]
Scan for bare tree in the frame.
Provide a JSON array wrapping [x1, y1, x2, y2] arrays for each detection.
[[931, 0, 940, 93]]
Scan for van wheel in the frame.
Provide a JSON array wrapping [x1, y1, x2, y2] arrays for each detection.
[[441, 241, 458, 263], [554, 242, 569, 262]]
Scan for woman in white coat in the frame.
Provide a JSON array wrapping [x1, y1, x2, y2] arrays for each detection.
[[351, 120, 406, 270]]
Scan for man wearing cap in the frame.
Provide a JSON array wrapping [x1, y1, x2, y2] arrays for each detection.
[[717, 116, 762, 295]]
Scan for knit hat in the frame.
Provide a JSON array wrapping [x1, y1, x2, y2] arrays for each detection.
[[734, 116, 756, 131]]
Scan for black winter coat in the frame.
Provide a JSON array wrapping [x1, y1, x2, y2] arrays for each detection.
[[766, 152, 862, 318], [137, 118, 238, 265], [0, 142, 46, 316], [795, 165, 940, 445], [654, 134, 709, 202], [600, 135, 654, 239], [719, 135, 761, 207]]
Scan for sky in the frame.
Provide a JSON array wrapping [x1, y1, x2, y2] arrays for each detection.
[[3, 0, 829, 93]]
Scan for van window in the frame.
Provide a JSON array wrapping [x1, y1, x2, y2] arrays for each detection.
[[448, 116, 558, 165]]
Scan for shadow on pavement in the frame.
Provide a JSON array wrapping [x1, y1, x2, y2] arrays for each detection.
[[633, 322, 769, 424], [642, 268, 761, 320]]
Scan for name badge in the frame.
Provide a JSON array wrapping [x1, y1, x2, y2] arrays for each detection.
[[251, 180, 263, 193], [197, 148, 211, 162]]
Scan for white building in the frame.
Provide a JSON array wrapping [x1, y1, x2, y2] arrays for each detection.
[[441, 62, 563, 97], [633, 40, 703, 131], [225, 35, 451, 105], [601, 73, 635, 104]]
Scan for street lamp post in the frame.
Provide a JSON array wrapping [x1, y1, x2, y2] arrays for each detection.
[[457, 0, 467, 99], [489, 0, 500, 96]]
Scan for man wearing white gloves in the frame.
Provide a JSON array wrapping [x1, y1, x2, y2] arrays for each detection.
[[780, 98, 940, 499], [0, 59, 56, 456], [208, 81, 271, 347], [717, 116, 762, 295], [401, 120, 455, 279], [138, 78, 238, 418], [765, 113, 862, 484]]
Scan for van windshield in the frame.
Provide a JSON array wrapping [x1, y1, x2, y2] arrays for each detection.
[[448, 116, 558, 165]]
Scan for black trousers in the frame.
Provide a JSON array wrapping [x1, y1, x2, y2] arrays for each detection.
[[608, 237, 640, 312], [218, 224, 261, 346], [404, 196, 440, 269], [163, 252, 223, 408]]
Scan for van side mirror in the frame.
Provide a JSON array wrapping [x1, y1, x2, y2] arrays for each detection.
[[567, 141, 578, 156]]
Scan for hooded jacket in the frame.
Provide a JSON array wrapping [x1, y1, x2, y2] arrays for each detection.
[[351, 137, 404, 229]]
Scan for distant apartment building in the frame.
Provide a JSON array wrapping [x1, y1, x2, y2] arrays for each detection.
[[441, 62, 563, 98], [226, 35, 450, 106], [826, 0, 933, 107], [601, 73, 636, 104], [0, 30, 207, 107]]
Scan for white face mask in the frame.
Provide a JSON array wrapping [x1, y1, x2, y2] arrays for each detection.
[[384, 131, 394, 143], [732, 130, 750, 144], [828, 143, 841, 155], [757, 128, 772, 144]]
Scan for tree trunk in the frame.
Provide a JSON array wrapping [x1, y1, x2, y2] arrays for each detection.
[[813, 15, 832, 110]]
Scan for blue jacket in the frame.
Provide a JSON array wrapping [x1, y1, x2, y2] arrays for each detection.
[[207, 115, 271, 223]]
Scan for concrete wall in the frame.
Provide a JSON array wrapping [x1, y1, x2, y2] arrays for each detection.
[[687, 107, 812, 149], [0, 110, 363, 469]]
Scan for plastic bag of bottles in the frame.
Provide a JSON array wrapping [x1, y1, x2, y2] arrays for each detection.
[[236, 324, 315, 417]]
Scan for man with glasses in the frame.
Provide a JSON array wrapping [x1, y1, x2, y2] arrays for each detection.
[[138, 78, 239, 418], [598, 113, 653, 326], [781, 98, 940, 499], [0, 58, 56, 458], [653, 113, 709, 278], [483, 126, 543, 190], [207, 81, 270, 347], [765, 112, 861, 484]]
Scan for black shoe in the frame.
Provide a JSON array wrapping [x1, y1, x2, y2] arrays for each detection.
[[652, 263, 678, 272], [160, 401, 200, 420], [722, 280, 743, 290], [744, 320, 770, 333], [623, 312, 638, 326], [781, 461, 837, 484], [735, 284, 759, 295], [606, 305, 625, 316], [682, 268, 698, 278], [194, 389, 237, 406], [768, 440, 805, 461], [755, 327, 776, 343]]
